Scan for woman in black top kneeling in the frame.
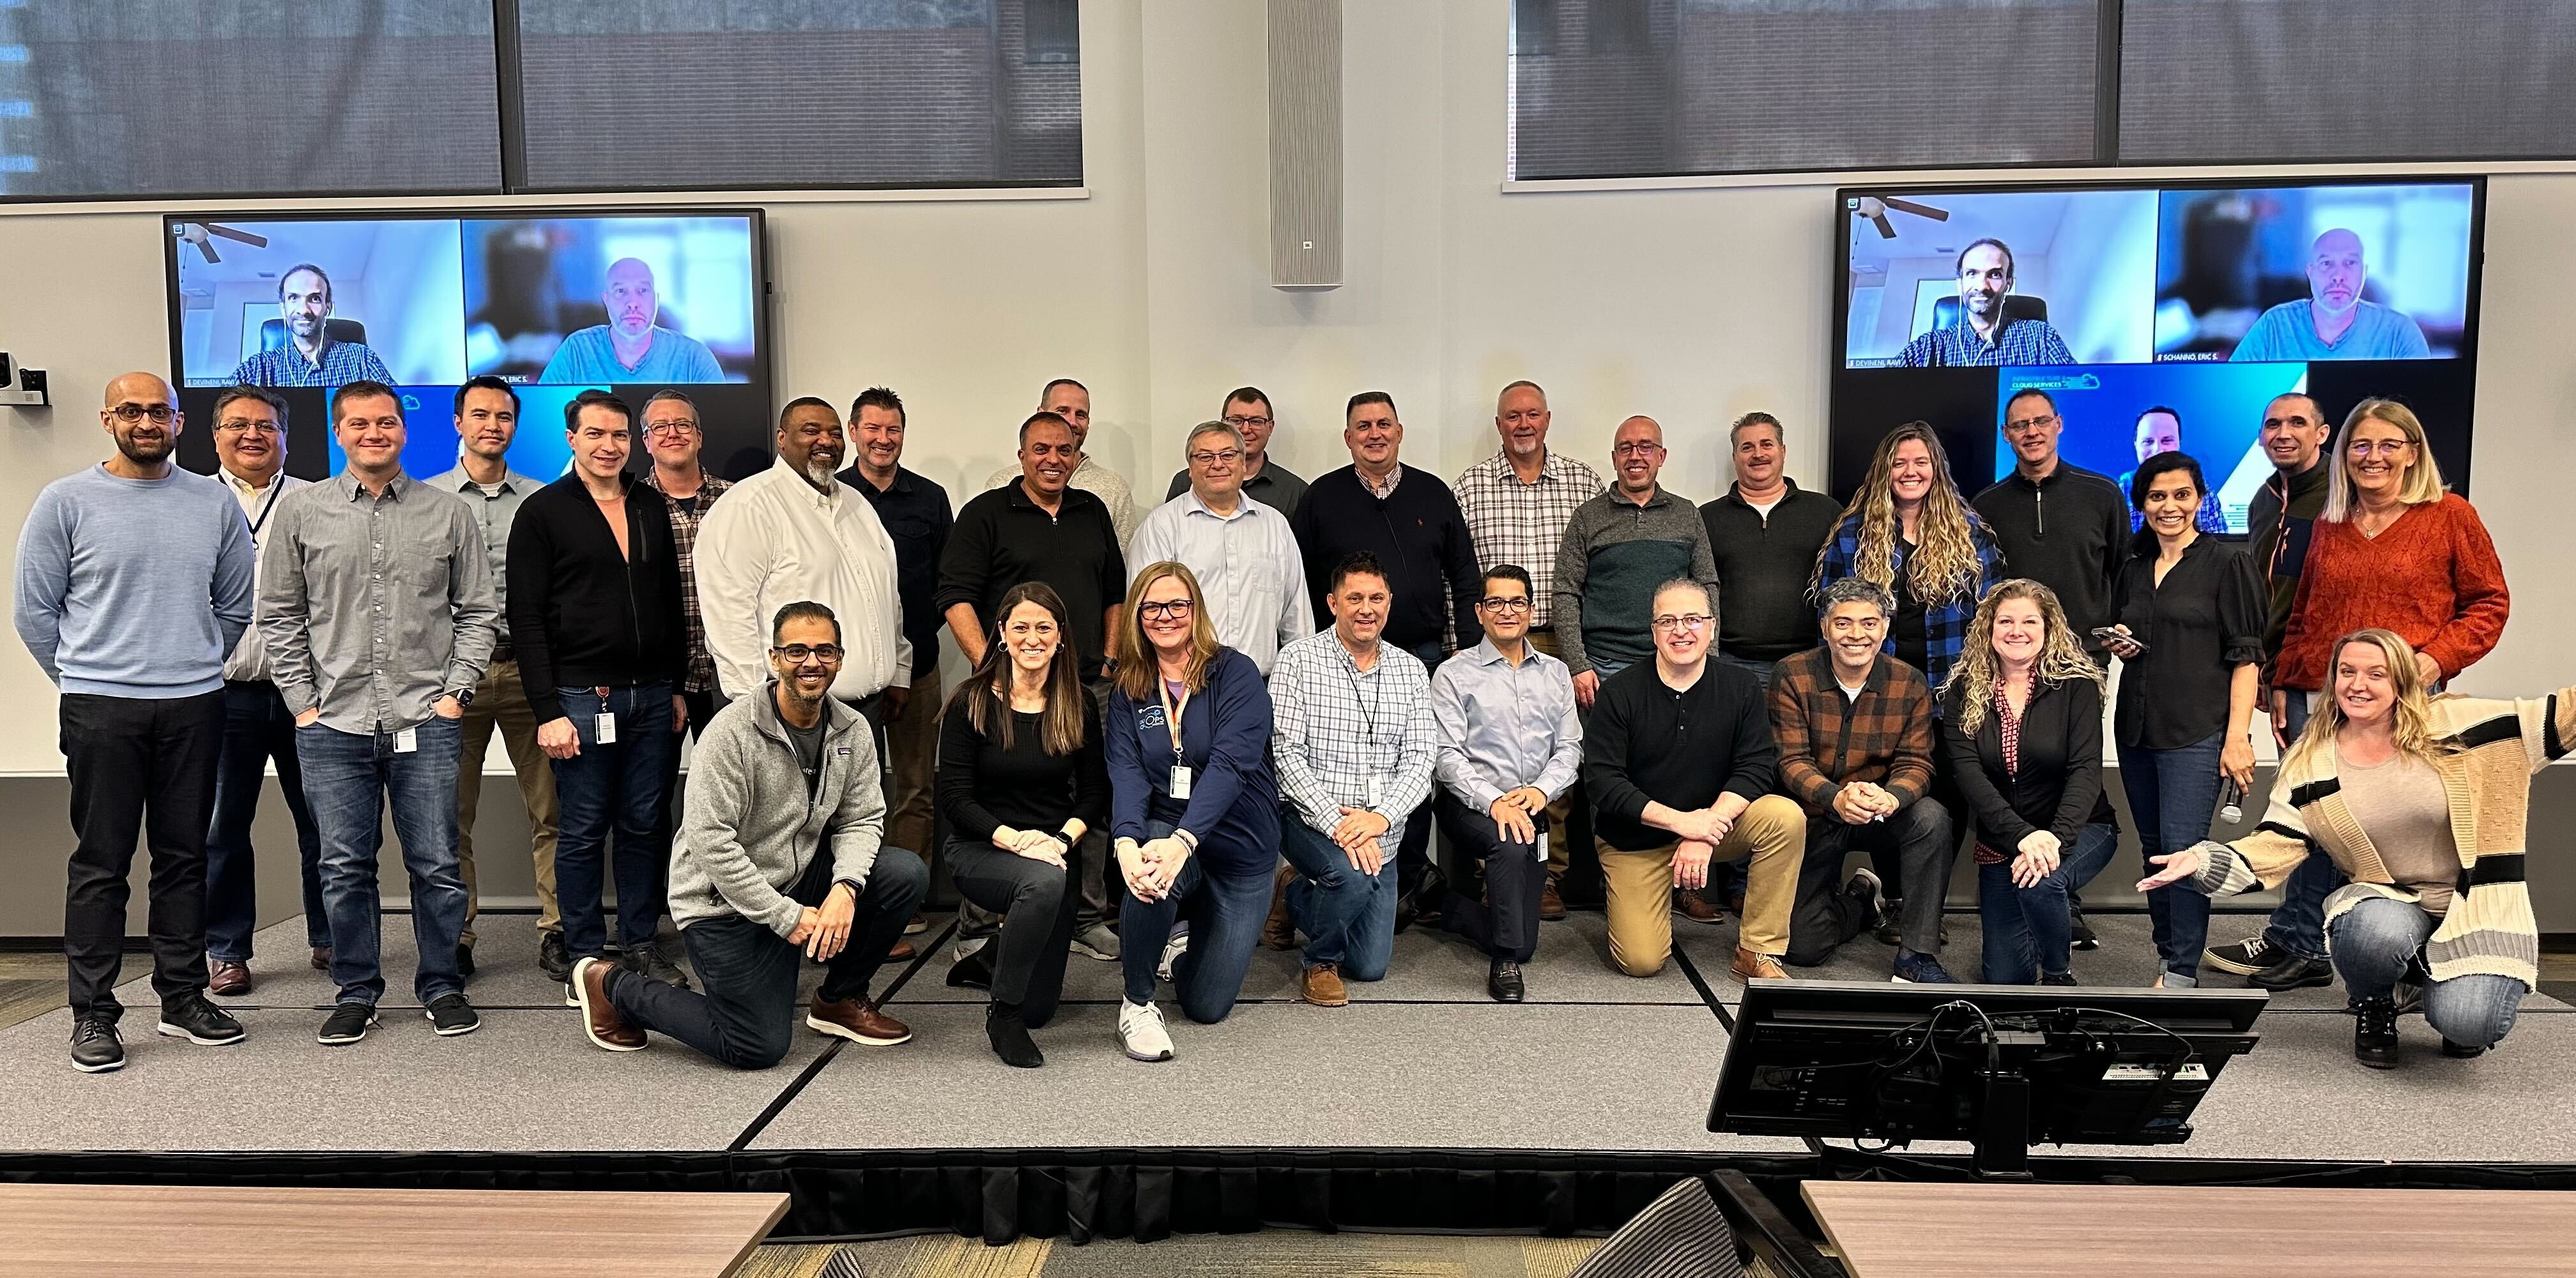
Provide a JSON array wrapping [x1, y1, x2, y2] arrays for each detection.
[[937, 581, 1109, 1067]]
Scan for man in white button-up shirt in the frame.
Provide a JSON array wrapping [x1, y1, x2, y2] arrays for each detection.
[[1126, 421, 1309, 674], [695, 397, 911, 719]]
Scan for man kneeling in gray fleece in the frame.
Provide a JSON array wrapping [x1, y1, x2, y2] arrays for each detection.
[[570, 600, 927, 1068]]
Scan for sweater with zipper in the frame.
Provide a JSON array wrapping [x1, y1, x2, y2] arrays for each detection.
[[1288, 464, 1482, 654], [1553, 485, 1719, 676], [506, 472, 687, 714], [1970, 462, 2131, 650], [1699, 479, 1843, 662], [670, 681, 885, 938]]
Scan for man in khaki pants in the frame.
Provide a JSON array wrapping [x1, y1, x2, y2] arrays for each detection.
[[1577, 579, 1804, 980]]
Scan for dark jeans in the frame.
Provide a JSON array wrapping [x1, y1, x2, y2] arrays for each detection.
[[609, 846, 927, 1070], [59, 691, 225, 1023], [1787, 797, 1954, 966], [1119, 820, 1274, 1021], [947, 837, 1081, 1020], [1431, 790, 1546, 962], [2328, 895, 2525, 1049], [2121, 731, 2225, 985], [551, 683, 677, 957], [2259, 692, 2344, 961], [1975, 821, 2120, 984], [1278, 802, 1399, 980], [296, 715, 469, 1007], [205, 681, 326, 961], [1393, 642, 1443, 901]]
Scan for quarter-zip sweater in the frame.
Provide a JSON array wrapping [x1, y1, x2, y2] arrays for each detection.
[[1288, 464, 1482, 654], [1971, 462, 2131, 646], [1553, 485, 1720, 676], [670, 682, 885, 938], [1699, 478, 1843, 662], [506, 472, 687, 713]]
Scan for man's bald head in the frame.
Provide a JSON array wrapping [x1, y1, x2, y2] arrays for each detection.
[[1610, 415, 1666, 496], [2308, 229, 2367, 315], [604, 257, 659, 337], [103, 372, 175, 409]]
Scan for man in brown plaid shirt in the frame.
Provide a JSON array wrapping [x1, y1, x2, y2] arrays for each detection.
[[1767, 577, 1958, 981]]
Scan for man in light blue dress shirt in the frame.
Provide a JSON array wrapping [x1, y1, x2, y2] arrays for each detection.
[[539, 258, 726, 383], [1127, 420, 1310, 675]]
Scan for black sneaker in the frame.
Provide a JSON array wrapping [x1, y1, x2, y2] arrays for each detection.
[[622, 945, 691, 991], [424, 994, 481, 1037], [456, 941, 476, 981], [2039, 971, 2078, 987], [2354, 996, 2400, 1068], [2250, 952, 2335, 991], [2441, 1038, 2488, 1060], [156, 994, 246, 1046], [2202, 934, 2278, 977], [1844, 869, 1885, 935], [1873, 899, 1903, 946], [317, 1002, 379, 1046], [2067, 901, 2099, 951], [70, 1017, 123, 1074], [538, 930, 572, 982]]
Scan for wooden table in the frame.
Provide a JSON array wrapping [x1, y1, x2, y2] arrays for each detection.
[[1803, 1180, 2576, 1277], [0, 1183, 790, 1277]]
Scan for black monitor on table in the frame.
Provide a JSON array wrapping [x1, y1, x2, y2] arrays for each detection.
[[1709, 980, 2268, 1178]]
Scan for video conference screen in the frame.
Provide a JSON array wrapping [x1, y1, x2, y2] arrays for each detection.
[[163, 209, 776, 483], [1828, 179, 2483, 533]]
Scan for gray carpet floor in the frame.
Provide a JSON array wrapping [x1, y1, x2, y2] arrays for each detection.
[[13, 906, 2564, 1160]]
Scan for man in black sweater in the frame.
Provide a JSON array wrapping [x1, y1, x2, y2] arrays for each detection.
[[1970, 388, 2129, 665], [507, 390, 689, 985], [1699, 411, 1843, 685], [1287, 391, 1482, 672], [1581, 579, 1807, 982]]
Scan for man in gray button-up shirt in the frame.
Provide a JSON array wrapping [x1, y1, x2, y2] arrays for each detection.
[[259, 379, 498, 1037], [422, 375, 562, 978], [1427, 563, 1581, 1001]]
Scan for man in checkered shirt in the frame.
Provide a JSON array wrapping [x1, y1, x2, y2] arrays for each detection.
[[1268, 551, 1436, 1008], [1452, 379, 1601, 919]]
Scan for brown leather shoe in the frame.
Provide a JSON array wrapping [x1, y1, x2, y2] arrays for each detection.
[[572, 956, 645, 1052], [1676, 890, 1724, 925], [1538, 876, 1568, 922], [1731, 947, 1789, 981], [1261, 861, 1298, 950], [310, 946, 332, 971], [886, 938, 917, 961], [1298, 962, 1348, 1007], [809, 995, 912, 1046], [207, 959, 252, 997]]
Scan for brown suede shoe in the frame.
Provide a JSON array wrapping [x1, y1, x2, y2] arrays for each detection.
[[1538, 876, 1567, 922], [207, 959, 252, 997], [1298, 962, 1348, 1007], [887, 938, 917, 961], [1675, 890, 1724, 925], [1731, 947, 1789, 981], [572, 956, 646, 1052], [1261, 861, 1298, 950], [310, 947, 332, 971], [809, 995, 912, 1046]]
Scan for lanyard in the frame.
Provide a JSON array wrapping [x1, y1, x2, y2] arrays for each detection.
[[244, 478, 285, 539], [1157, 676, 1191, 752], [1338, 646, 1383, 743]]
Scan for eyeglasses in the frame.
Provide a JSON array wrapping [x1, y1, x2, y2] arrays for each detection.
[[1650, 614, 1713, 634], [1222, 414, 1273, 429], [2348, 438, 2413, 457], [1613, 441, 1663, 457], [770, 644, 845, 664], [1477, 596, 1532, 613], [107, 404, 176, 424], [215, 418, 280, 436], [644, 420, 700, 438], [2005, 413, 2059, 432], [1188, 448, 1243, 467], [1139, 600, 1195, 620]]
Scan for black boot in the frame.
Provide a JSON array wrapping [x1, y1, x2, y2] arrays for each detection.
[[946, 945, 994, 990], [2354, 995, 2400, 1069], [986, 1001, 1043, 1068]]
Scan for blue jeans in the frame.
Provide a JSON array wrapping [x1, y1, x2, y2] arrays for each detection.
[[205, 681, 326, 961], [296, 715, 469, 1007], [1278, 803, 1399, 980], [1976, 821, 2119, 984], [2121, 731, 2225, 986], [2328, 895, 2526, 1049], [2260, 692, 2345, 961], [1119, 820, 1274, 1021], [549, 684, 676, 958]]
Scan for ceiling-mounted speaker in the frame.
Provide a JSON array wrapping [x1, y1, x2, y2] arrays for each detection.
[[1268, 0, 1342, 289]]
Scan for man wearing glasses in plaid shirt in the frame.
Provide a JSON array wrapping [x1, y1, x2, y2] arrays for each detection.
[[1452, 380, 1602, 921]]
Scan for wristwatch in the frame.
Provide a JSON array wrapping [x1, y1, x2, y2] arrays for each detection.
[[445, 687, 477, 707]]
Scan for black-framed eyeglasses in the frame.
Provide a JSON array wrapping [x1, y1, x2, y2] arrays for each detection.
[[1478, 596, 1532, 613], [1139, 600, 1195, 620], [771, 644, 845, 664], [107, 404, 176, 424], [1189, 448, 1243, 467], [1650, 613, 1713, 634], [1221, 414, 1273, 429], [644, 420, 700, 438]]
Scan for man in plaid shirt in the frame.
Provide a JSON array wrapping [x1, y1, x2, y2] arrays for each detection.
[[638, 391, 735, 974], [1452, 380, 1601, 920], [1768, 577, 1956, 982]]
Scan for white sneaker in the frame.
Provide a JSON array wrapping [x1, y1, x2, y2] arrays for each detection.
[[1119, 999, 1175, 1062], [1156, 932, 1188, 984]]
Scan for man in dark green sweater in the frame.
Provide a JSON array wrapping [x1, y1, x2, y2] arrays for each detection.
[[1553, 415, 1721, 706]]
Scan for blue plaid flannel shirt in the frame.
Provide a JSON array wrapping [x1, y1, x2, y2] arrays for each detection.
[[1816, 512, 2005, 705]]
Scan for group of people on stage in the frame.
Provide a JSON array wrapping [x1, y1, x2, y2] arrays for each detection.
[[15, 365, 2554, 1077]]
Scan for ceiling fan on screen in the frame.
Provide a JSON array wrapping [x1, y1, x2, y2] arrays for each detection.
[[172, 222, 270, 264], [1851, 196, 1951, 239]]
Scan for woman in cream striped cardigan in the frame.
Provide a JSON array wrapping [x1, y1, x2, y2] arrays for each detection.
[[2140, 628, 2568, 1069]]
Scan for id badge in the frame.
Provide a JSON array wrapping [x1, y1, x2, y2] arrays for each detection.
[[1367, 775, 1381, 809], [595, 712, 618, 745], [1169, 765, 1193, 800], [1536, 830, 1549, 863], [394, 727, 418, 754]]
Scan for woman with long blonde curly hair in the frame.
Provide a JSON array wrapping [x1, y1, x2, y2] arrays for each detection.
[[1813, 422, 2005, 699], [1938, 579, 2117, 985]]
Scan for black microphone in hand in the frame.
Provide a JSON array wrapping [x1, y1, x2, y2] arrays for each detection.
[[2218, 777, 2244, 825]]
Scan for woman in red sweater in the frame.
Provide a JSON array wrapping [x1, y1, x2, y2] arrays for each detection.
[[2274, 399, 2508, 699]]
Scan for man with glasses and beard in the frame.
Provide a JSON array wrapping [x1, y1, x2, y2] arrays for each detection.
[[15, 373, 257, 1072]]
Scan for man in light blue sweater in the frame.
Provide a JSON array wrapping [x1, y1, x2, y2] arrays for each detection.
[[13, 372, 258, 1074]]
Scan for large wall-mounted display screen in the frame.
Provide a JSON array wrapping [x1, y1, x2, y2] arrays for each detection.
[[1830, 179, 2483, 531]]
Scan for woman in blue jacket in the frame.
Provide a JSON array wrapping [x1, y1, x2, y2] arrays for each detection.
[[1106, 561, 1280, 1061]]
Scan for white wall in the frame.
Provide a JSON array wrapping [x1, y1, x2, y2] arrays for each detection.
[[0, 0, 2568, 786]]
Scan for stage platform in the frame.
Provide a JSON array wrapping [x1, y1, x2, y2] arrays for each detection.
[[0, 906, 2568, 1169]]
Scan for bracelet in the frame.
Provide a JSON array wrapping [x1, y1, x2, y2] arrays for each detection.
[[1172, 828, 1199, 853]]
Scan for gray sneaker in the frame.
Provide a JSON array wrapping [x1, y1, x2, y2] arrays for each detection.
[[1071, 921, 1121, 961]]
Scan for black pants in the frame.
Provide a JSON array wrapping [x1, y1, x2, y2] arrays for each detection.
[[946, 837, 1082, 1022], [60, 691, 226, 1021], [1785, 797, 1954, 966], [1431, 791, 1547, 962], [608, 846, 926, 1070]]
